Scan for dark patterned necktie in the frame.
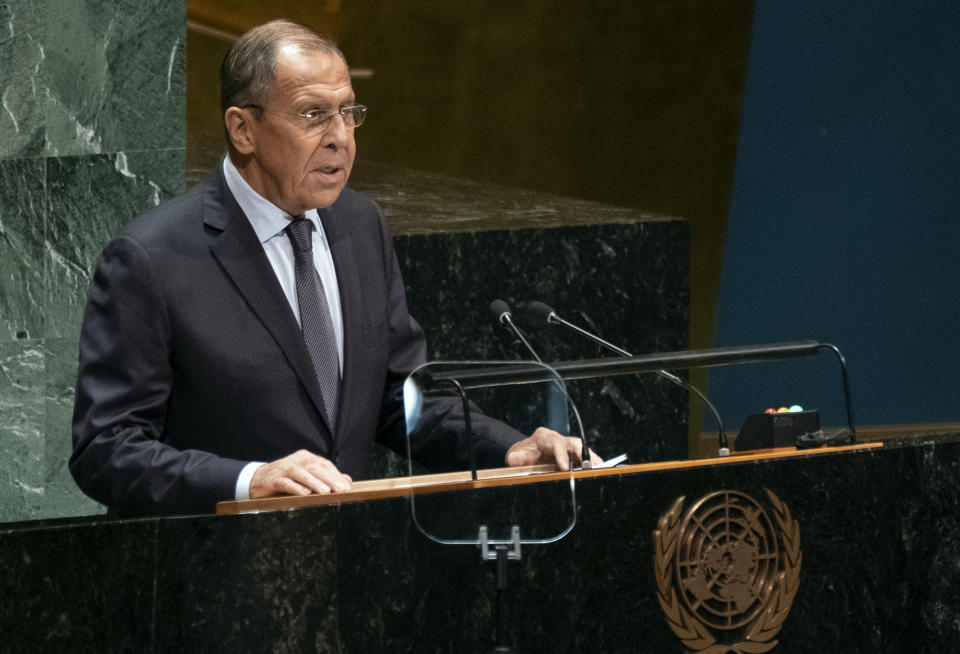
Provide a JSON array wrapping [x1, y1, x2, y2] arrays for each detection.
[[285, 218, 340, 433]]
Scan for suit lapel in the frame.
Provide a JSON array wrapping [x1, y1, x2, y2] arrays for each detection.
[[203, 168, 335, 439]]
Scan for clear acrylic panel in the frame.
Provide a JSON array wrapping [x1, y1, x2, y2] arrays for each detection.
[[403, 360, 578, 546]]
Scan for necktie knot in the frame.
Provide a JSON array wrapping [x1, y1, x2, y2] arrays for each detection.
[[285, 217, 313, 253]]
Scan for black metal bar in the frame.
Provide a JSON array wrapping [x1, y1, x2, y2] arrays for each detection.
[[436, 378, 478, 480], [817, 343, 857, 443], [416, 341, 823, 391], [552, 316, 729, 454], [489, 547, 515, 654]]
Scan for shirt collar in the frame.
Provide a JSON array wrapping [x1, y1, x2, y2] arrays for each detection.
[[222, 156, 321, 243]]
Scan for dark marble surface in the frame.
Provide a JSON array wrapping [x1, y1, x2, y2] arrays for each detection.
[[153, 512, 343, 653], [350, 160, 682, 235], [3, 436, 960, 652], [0, 517, 158, 651], [393, 221, 690, 468]]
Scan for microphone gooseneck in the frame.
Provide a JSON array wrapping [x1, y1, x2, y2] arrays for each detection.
[[520, 301, 730, 456], [489, 299, 591, 468]]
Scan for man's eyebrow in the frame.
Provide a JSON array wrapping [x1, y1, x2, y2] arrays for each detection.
[[296, 97, 356, 111], [296, 100, 333, 111]]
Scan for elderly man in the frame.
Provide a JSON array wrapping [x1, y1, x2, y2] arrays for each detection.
[[69, 20, 593, 516]]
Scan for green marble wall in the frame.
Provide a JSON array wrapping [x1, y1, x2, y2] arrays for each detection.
[[0, 0, 185, 522]]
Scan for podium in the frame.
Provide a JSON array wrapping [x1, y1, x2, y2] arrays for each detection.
[[4, 435, 960, 652]]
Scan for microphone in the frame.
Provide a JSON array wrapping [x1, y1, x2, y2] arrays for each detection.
[[524, 301, 632, 357], [489, 299, 591, 468], [490, 299, 512, 323], [489, 299, 543, 363], [520, 301, 730, 456]]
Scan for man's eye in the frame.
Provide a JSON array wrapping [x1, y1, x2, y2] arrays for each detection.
[[303, 110, 327, 121]]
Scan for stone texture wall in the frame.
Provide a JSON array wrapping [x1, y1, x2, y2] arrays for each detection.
[[0, 0, 185, 522]]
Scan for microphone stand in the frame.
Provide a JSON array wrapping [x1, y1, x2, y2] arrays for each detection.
[[487, 544, 516, 654], [527, 303, 730, 455], [491, 300, 591, 468]]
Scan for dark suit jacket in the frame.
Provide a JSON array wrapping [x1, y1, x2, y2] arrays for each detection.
[[70, 166, 520, 515]]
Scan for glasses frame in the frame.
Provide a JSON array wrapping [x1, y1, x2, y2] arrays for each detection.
[[242, 103, 367, 132]]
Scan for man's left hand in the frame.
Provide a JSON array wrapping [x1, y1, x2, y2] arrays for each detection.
[[505, 427, 602, 470]]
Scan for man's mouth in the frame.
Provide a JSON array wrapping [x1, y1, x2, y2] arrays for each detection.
[[316, 165, 341, 175]]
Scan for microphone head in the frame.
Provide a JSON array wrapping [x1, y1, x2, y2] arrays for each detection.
[[523, 300, 557, 324], [489, 299, 512, 323]]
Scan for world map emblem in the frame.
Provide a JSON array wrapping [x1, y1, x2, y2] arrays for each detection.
[[654, 490, 801, 653]]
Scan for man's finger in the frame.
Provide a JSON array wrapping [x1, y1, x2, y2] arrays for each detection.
[[302, 460, 349, 492], [507, 440, 542, 467], [551, 438, 572, 471], [250, 451, 352, 499], [289, 467, 332, 494], [272, 477, 314, 497], [588, 448, 603, 466]]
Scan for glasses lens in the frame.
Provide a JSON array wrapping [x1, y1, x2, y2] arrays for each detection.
[[345, 105, 367, 128]]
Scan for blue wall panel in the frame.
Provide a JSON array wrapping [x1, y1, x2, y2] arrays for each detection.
[[712, 2, 960, 428]]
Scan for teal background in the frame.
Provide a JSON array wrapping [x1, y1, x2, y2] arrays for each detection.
[[711, 2, 960, 431], [0, 0, 186, 522]]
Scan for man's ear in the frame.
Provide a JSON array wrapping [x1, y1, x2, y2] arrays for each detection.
[[224, 107, 256, 155]]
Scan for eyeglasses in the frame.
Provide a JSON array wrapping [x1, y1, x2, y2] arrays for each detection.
[[243, 104, 367, 132]]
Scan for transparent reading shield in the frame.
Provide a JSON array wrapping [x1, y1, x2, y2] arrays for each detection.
[[402, 360, 577, 546]]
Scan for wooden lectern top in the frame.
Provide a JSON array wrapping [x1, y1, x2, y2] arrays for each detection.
[[215, 442, 882, 516]]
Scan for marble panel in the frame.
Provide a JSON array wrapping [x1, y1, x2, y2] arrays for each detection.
[[0, 517, 157, 652], [350, 160, 681, 235], [332, 480, 584, 652], [0, 341, 46, 523], [0, 157, 46, 343], [153, 510, 342, 653], [393, 221, 690, 466], [0, 0, 46, 158], [42, 335, 102, 518], [43, 0, 185, 156], [44, 149, 185, 340]]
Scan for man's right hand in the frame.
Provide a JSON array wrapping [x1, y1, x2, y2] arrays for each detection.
[[249, 449, 352, 499]]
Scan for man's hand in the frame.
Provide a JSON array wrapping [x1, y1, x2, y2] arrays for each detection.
[[505, 427, 603, 471], [249, 449, 352, 499]]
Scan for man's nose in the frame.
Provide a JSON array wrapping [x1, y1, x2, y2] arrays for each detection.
[[322, 114, 351, 149]]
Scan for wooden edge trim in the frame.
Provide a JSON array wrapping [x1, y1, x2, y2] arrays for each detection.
[[216, 442, 882, 515]]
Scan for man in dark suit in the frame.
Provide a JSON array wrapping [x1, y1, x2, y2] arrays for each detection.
[[70, 20, 593, 516]]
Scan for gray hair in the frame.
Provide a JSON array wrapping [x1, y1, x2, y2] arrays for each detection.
[[219, 19, 346, 115]]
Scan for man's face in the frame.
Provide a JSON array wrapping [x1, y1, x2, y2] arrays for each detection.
[[240, 46, 356, 215]]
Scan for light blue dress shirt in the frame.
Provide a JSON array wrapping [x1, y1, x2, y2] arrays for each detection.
[[221, 156, 345, 500]]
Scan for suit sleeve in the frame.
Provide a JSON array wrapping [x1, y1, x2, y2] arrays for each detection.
[[70, 235, 246, 516], [370, 213, 525, 471]]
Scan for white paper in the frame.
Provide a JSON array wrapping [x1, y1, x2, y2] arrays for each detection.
[[592, 453, 628, 469]]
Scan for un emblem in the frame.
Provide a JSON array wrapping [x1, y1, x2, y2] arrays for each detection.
[[654, 490, 801, 653]]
